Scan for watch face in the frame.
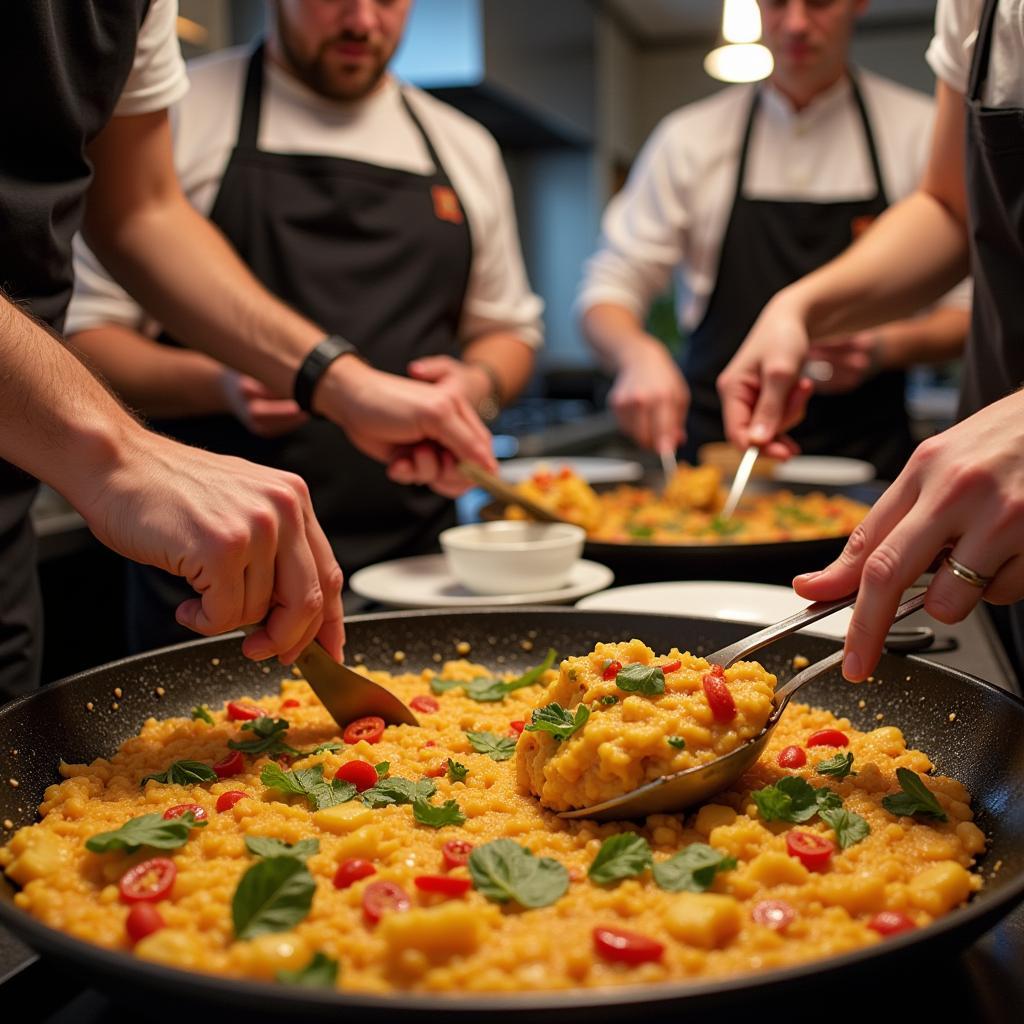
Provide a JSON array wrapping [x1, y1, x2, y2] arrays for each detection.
[[478, 395, 501, 423]]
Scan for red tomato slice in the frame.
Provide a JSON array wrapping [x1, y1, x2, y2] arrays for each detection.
[[593, 926, 664, 965], [126, 903, 165, 944], [362, 880, 411, 924], [442, 839, 473, 869], [786, 831, 835, 870], [702, 671, 737, 722], [162, 803, 207, 823], [424, 762, 447, 778], [226, 701, 261, 721], [602, 660, 622, 681], [410, 695, 440, 714], [335, 759, 379, 792], [344, 716, 386, 745], [777, 745, 807, 768], [215, 790, 247, 812], [333, 858, 377, 890], [509, 720, 526, 737], [558, 467, 573, 480], [807, 728, 849, 747], [414, 874, 472, 897], [659, 660, 682, 674], [868, 910, 916, 937], [119, 858, 177, 904], [281, 699, 301, 709], [213, 751, 245, 778], [706, 662, 725, 677], [751, 899, 796, 931]]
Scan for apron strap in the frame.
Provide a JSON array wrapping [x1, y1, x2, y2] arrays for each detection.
[[848, 71, 889, 207], [236, 42, 267, 150], [967, 0, 1000, 103], [398, 88, 456, 186], [730, 89, 761, 208]]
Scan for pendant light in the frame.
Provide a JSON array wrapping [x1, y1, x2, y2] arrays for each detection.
[[704, 0, 774, 84]]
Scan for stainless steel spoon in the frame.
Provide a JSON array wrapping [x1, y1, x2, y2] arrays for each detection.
[[719, 444, 759, 520], [557, 592, 926, 820]]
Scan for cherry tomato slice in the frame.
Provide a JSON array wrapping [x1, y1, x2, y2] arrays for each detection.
[[126, 903, 165, 944], [558, 466, 573, 480], [281, 699, 301, 709], [659, 660, 681, 674], [226, 701, 261, 721], [602, 660, 622, 681], [344, 716, 386, 745], [414, 874, 472, 897], [424, 762, 448, 778], [509, 720, 526, 737], [335, 759, 379, 792], [534, 471, 553, 490], [751, 899, 796, 931], [442, 839, 474, 869], [807, 728, 849, 747], [119, 858, 177, 904], [213, 750, 245, 778], [777, 745, 807, 769], [786, 831, 835, 870], [162, 803, 207, 823], [215, 790, 247, 812], [706, 662, 725, 677], [362, 880, 411, 924], [869, 910, 916, 937], [333, 858, 377, 890], [702, 671, 737, 722], [410, 695, 440, 714], [593, 926, 665, 965]]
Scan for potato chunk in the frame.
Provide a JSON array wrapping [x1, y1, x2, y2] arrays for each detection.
[[907, 861, 972, 916], [662, 892, 742, 949]]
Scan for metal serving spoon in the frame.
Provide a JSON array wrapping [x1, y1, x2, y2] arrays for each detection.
[[557, 591, 927, 821], [458, 460, 574, 525], [719, 444, 759, 520]]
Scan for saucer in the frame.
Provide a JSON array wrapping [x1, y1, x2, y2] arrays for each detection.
[[350, 555, 614, 609]]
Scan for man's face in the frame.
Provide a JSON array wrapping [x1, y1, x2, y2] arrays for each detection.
[[758, 0, 867, 90], [273, 0, 412, 101]]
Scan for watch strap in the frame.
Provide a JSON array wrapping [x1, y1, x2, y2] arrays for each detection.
[[294, 335, 358, 413]]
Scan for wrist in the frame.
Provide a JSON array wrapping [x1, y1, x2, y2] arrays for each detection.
[[315, 349, 374, 417], [464, 360, 503, 422]]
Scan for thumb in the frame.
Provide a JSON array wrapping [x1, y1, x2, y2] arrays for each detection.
[[407, 355, 453, 383]]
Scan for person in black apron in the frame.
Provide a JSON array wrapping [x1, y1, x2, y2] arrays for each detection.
[[682, 75, 914, 480]]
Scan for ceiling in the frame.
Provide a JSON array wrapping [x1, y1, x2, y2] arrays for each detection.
[[602, 0, 938, 42]]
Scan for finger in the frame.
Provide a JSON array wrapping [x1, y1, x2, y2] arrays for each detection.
[[447, 401, 497, 472], [176, 534, 248, 637], [748, 364, 804, 446], [299, 497, 346, 661], [408, 356, 452, 383], [779, 379, 814, 435], [984, 552, 1024, 606], [719, 373, 759, 449], [652, 397, 683, 455], [388, 453, 416, 485], [240, 530, 278, 628], [411, 442, 442, 484], [925, 539, 1007, 624]]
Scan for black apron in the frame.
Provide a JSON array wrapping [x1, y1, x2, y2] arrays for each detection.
[[963, 0, 1024, 680], [127, 47, 473, 652], [0, 1, 149, 702], [683, 75, 915, 482]]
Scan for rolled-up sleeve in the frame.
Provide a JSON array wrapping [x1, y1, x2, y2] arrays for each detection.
[[114, 0, 189, 117]]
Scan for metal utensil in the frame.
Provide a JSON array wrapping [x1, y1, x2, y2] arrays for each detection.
[[720, 444, 759, 520], [458, 460, 572, 524], [659, 448, 677, 492], [558, 592, 926, 820]]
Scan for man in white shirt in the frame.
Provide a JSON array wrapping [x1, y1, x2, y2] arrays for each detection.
[[66, 0, 542, 650], [578, 0, 968, 481]]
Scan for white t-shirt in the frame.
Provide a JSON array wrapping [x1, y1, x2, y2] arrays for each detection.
[[68, 46, 543, 349], [115, 0, 189, 117], [927, 0, 1024, 106], [578, 70, 969, 331]]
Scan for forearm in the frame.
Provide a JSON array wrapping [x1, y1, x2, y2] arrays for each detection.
[[461, 332, 535, 406], [874, 305, 969, 371], [68, 324, 229, 419], [581, 303, 661, 374]]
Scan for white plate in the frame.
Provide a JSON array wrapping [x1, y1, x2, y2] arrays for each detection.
[[350, 555, 615, 609], [773, 456, 875, 486], [576, 581, 852, 638], [498, 457, 644, 485]]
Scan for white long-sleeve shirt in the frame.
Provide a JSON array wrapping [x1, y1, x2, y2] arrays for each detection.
[[67, 46, 543, 349], [578, 69, 969, 331]]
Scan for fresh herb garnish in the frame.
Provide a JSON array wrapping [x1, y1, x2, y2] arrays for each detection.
[[191, 705, 215, 726], [447, 759, 468, 783], [752, 776, 838, 823], [881, 768, 948, 821], [359, 776, 436, 809], [627, 523, 654, 539], [437, 650, 559, 703], [614, 664, 666, 696], [244, 836, 320, 861], [524, 702, 589, 741], [430, 678, 464, 695], [600, 695, 618, 706], [412, 797, 466, 828], [276, 952, 339, 988], [468, 839, 569, 908], [667, 736, 687, 749], [816, 752, 857, 780], [85, 811, 204, 853], [260, 763, 356, 811], [652, 844, 737, 892], [709, 516, 744, 536], [229, 717, 294, 756], [818, 807, 871, 849], [775, 504, 818, 525], [232, 856, 315, 940], [374, 761, 390, 778], [141, 760, 218, 787], [587, 833, 652, 885], [465, 731, 517, 761]]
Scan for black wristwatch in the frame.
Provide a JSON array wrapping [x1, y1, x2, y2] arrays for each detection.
[[293, 335, 359, 413]]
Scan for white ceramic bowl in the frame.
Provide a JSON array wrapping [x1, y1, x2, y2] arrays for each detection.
[[439, 521, 586, 595]]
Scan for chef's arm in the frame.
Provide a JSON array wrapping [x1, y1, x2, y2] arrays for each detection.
[[871, 305, 969, 370], [461, 332, 535, 407]]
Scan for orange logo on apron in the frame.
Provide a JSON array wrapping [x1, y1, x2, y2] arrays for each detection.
[[432, 184, 464, 224]]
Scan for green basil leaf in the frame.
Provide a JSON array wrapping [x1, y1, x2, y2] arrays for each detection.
[[304, 742, 345, 756], [600, 695, 618, 705], [232, 856, 315, 940], [587, 833, 652, 885], [260, 762, 308, 797], [816, 752, 857, 779], [141, 760, 218, 787], [614, 664, 665, 695], [818, 807, 871, 849], [191, 705, 215, 726], [524, 702, 589, 742], [447, 759, 468, 783], [429, 677, 464, 695], [245, 836, 320, 861], [85, 812, 197, 853], [276, 952, 339, 989], [468, 838, 569, 908], [752, 776, 822, 823], [709, 516, 743, 536], [815, 788, 844, 813], [260, 763, 356, 811], [881, 767, 948, 821], [652, 844, 737, 893], [229, 717, 292, 755], [374, 761, 390, 777], [360, 777, 437, 809], [667, 736, 687, 749], [463, 678, 511, 703], [465, 731, 517, 761], [505, 648, 558, 692], [412, 797, 466, 829]]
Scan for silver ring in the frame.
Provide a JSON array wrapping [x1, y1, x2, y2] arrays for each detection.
[[945, 554, 994, 589]]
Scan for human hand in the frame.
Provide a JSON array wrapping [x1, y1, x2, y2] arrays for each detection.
[[805, 330, 882, 394], [792, 390, 1024, 681], [407, 354, 492, 408], [387, 442, 470, 498], [78, 431, 345, 664], [221, 369, 310, 438]]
